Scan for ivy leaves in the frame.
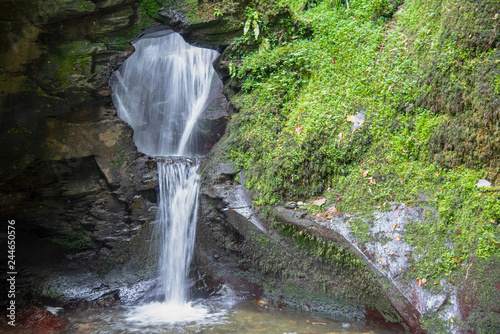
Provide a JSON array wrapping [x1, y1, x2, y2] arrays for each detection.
[[244, 7, 261, 40]]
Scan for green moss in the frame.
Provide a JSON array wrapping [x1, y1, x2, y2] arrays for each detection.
[[420, 314, 453, 334], [222, 0, 500, 287], [75, 0, 96, 12], [349, 219, 371, 243], [51, 227, 94, 251], [50, 54, 89, 88], [47, 41, 106, 89], [111, 149, 127, 168], [98, 258, 113, 278], [276, 221, 366, 269]]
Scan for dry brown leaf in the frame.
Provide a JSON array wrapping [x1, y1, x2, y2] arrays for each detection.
[[347, 115, 358, 123], [312, 197, 327, 206], [417, 279, 422, 286], [362, 170, 369, 177], [295, 124, 303, 135], [326, 206, 338, 214], [370, 177, 376, 184]]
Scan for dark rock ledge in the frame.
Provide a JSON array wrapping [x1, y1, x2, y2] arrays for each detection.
[[196, 156, 471, 333]]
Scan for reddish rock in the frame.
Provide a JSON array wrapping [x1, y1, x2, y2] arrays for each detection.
[[17, 305, 67, 333]]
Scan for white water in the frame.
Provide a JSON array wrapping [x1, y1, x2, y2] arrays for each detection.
[[110, 29, 220, 324], [156, 161, 199, 304], [111, 30, 219, 157]]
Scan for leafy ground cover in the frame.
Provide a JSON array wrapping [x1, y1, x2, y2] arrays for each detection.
[[222, 0, 500, 298]]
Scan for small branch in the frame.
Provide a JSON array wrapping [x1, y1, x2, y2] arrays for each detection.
[[464, 262, 473, 281]]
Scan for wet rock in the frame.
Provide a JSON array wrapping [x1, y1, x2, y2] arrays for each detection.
[[284, 202, 298, 209], [159, 8, 188, 29], [14, 304, 67, 332], [0, 0, 162, 306], [476, 179, 492, 187], [197, 143, 405, 327]]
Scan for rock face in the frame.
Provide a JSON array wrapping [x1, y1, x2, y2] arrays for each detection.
[[197, 137, 499, 332], [195, 146, 410, 330], [0, 0, 162, 304], [0, 0, 230, 306], [196, 151, 487, 332]]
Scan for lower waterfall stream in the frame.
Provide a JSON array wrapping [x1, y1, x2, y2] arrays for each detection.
[[44, 28, 403, 333], [110, 28, 217, 324]]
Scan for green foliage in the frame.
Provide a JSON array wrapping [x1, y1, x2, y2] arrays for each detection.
[[277, 222, 366, 269], [244, 7, 261, 40], [349, 219, 371, 243], [224, 0, 500, 285], [214, 7, 223, 17], [51, 227, 94, 251]]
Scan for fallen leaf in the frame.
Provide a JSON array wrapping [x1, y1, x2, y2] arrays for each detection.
[[326, 206, 338, 214], [417, 279, 422, 286], [370, 177, 376, 184], [362, 170, 369, 177], [295, 124, 303, 135], [347, 115, 358, 123], [422, 278, 427, 284], [312, 197, 327, 206]]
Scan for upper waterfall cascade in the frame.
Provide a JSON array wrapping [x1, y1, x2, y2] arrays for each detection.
[[111, 30, 220, 157]]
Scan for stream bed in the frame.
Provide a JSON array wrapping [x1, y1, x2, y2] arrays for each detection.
[[55, 299, 404, 334]]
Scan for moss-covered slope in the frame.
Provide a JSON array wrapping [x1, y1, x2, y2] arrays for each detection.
[[216, 0, 500, 331]]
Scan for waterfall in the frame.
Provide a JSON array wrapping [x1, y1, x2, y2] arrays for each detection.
[[110, 29, 219, 323], [157, 161, 200, 305], [111, 30, 219, 157]]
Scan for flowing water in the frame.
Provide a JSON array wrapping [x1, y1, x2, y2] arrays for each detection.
[[52, 300, 404, 334], [99, 28, 404, 333], [111, 28, 218, 323], [111, 29, 219, 157]]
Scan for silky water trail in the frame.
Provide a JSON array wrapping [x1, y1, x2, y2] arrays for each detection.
[[58, 29, 404, 333], [111, 29, 220, 324]]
